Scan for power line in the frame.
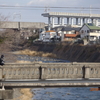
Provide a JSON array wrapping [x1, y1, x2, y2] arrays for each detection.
[[0, 7, 44, 10], [0, 5, 100, 9], [0, 6, 100, 12]]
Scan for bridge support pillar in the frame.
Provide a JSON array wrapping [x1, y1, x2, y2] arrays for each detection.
[[48, 17, 51, 30], [80, 18, 83, 26], [71, 18, 74, 26], [0, 68, 2, 80], [83, 18, 85, 24], [58, 17, 60, 25], [61, 17, 64, 26], [67, 18, 69, 25], [52, 17, 55, 28], [0, 89, 13, 99], [95, 19, 98, 26], [76, 18, 78, 25]]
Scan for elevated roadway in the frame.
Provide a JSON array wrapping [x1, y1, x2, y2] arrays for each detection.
[[42, 12, 100, 18], [0, 21, 45, 29], [42, 12, 100, 29]]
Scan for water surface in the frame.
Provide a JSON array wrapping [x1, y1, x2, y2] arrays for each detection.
[[32, 87, 100, 100]]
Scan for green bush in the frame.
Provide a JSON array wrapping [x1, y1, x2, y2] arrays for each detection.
[[28, 35, 39, 43]]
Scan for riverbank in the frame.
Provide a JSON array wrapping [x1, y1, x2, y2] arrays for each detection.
[[10, 43, 100, 63], [29, 43, 100, 62], [16, 49, 57, 58], [1, 37, 100, 62]]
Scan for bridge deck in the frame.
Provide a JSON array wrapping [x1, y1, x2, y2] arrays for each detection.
[[1, 79, 100, 88], [42, 12, 100, 18]]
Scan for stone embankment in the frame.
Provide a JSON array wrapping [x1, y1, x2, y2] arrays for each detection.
[[30, 43, 100, 62]]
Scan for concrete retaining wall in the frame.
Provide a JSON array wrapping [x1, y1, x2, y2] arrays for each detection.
[[20, 22, 45, 29], [0, 22, 18, 29], [32, 44, 100, 62]]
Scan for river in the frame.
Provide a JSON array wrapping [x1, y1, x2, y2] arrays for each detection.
[[17, 55, 100, 100], [32, 87, 100, 100]]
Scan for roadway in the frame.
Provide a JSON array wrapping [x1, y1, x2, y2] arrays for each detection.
[[1, 79, 100, 88]]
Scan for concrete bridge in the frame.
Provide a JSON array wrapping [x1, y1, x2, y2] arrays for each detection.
[[42, 12, 100, 30], [0, 21, 45, 30], [0, 62, 100, 85], [0, 62, 100, 99]]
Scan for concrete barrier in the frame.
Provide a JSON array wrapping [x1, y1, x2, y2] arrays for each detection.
[[0, 62, 100, 80], [0, 21, 45, 29]]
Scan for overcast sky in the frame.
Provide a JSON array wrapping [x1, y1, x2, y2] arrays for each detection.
[[0, 0, 100, 23]]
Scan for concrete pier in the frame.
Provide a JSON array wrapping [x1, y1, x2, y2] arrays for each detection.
[[0, 89, 13, 99]]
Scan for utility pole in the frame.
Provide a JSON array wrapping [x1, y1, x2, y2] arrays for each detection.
[[13, 13, 21, 30], [90, 5, 92, 17]]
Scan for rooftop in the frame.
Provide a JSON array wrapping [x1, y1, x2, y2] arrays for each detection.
[[64, 33, 79, 38], [85, 23, 100, 30], [61, 27, 80, 31], [46, 30, 56, 32]]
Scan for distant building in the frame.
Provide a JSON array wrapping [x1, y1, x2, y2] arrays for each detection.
[[80, 23, 100, 43], [60, 27, 80, 41], [39, 30, 60, 42]]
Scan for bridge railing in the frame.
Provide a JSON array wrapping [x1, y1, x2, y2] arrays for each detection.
[[41, 63, 83, 79], [41, 63, 100, 79], [0, 62, 100, 80], [1, 63, 40, 80], [89, 65, 100, 78]]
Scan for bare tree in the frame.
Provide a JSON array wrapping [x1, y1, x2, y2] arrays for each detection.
[[0, 13, 10, 28]]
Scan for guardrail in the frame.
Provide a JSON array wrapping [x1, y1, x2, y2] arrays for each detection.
[[0, 62, 100, 80]]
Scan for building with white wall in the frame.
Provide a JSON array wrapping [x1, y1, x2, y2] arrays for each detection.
[[39, 30, 58, 42], [80, 23, 100, 41]]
